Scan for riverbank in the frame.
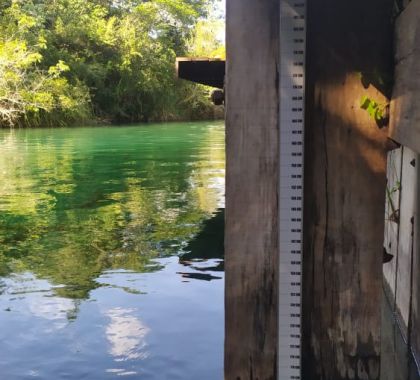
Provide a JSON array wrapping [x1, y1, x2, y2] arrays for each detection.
[[1, 110, 225, 129], [0, 1, 225, 129]]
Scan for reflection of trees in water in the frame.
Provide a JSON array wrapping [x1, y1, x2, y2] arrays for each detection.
[[0, 124, 225, 300], [179, 208, 225, 275], [2, 272, 81, 328]]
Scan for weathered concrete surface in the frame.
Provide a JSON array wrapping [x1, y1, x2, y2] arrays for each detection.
[[302, 1, 393, 379], [390, 0, 420, 153], [225, 1, 279, 379]]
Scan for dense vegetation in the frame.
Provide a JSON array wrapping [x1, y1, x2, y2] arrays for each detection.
[[0, 0, 225, 127]]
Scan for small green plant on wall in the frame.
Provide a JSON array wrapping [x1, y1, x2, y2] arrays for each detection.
[[360, 96, 389, 128]]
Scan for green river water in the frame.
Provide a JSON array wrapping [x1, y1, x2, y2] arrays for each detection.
[[0, 121, 225, 379]]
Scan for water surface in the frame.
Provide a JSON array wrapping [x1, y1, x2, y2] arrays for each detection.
[[0, 122, 225, 379]]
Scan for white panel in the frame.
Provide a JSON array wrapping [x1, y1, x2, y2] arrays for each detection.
[[383, 147, 403, 300], [396, 147, 418, 334]]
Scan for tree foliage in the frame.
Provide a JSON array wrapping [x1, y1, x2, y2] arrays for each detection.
[[0, 0, 225, 127]]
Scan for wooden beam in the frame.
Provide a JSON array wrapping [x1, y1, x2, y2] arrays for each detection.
[[411, 151, 420, 367], [176, 58, 225, 89], [225, 0, 279, 378], [302, 1, 393, 379]]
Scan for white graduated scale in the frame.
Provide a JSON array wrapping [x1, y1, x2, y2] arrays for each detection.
[[278, 0, 306, 379]]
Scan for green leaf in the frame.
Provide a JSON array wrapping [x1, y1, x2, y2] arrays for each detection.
[[360, 96, 371, 109], [374, 107, 383, 122]]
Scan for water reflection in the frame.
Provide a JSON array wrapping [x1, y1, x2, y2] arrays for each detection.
[[182, 209, 224, 259], [3, 273, 78, 328], [179, 208, 225, 274], [0, 122, 225, 302], [105, 308, 150, 362], [0, 122, 225, 379]]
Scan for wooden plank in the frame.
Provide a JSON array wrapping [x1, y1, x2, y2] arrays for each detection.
[[389, 0, 420, 154], [302, 1, 393, 379], [225, 1, 279, 378], [383, 148, 403, 302], [381, 148, 420, 379], [395, 148, 418, 337], [175, 58, 225, 89], [406, 148, 420, 365]]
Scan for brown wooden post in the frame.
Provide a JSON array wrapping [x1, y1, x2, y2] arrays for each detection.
[[302, 1, 394, 379], [225, 1, 396, 378], [225, 1, 279, 379]]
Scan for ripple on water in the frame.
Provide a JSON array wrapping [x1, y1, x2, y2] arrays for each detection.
[[0, 122, 225, 379]]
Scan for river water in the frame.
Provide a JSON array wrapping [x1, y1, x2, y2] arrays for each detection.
[[0, 122, 225, 379]]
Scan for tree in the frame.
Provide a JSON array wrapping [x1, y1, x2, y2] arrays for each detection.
[[0, 0, 223, 127]]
